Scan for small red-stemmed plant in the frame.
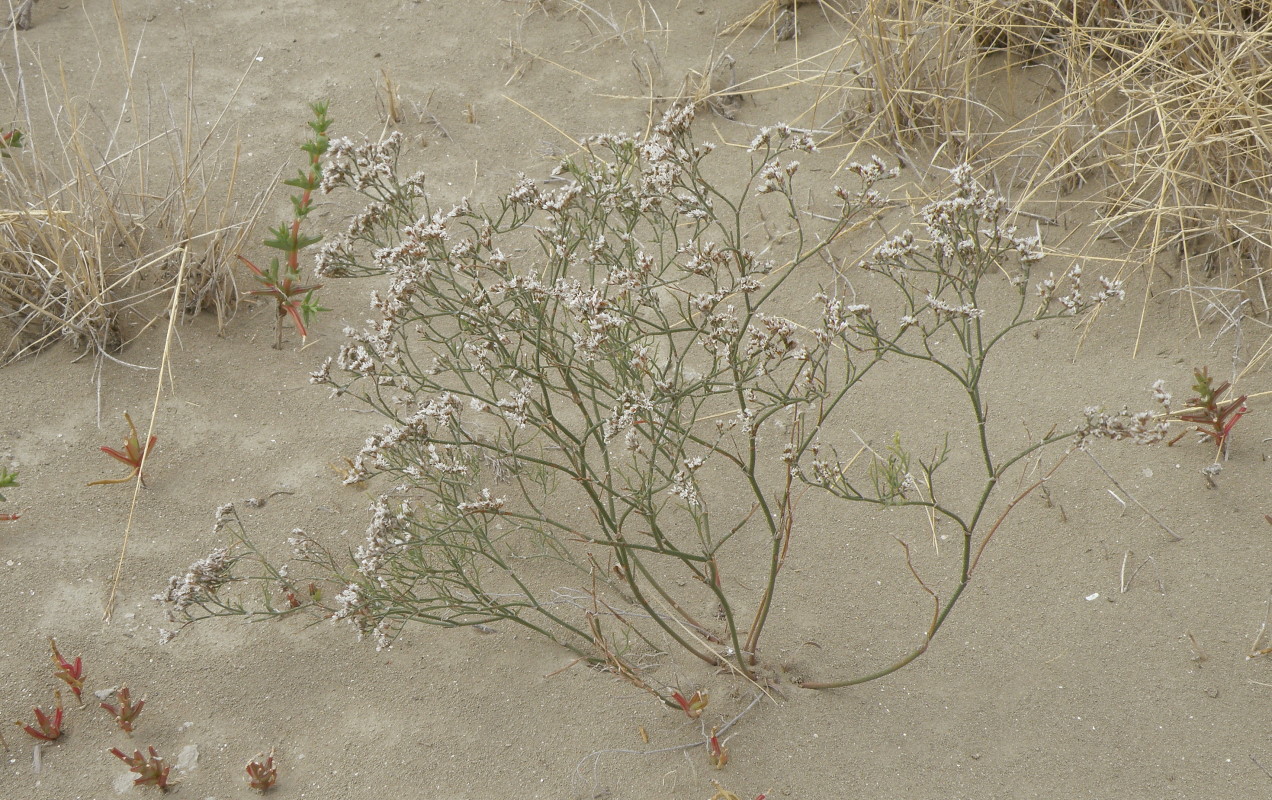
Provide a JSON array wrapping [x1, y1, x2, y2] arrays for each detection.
[[100, 686, 145, 733], [0, 127, 23, 156], [1168, 366, 1248, 456], [15, 691, 64, 741], [110, 745, 171, 791], [238, 101, 332, 349], [246, 750, 278, 792], [88, 412, 157, 487], [0, 466, 19, 520], [671, 688, 709, 719], [49, 638, 84, 703], [707, 726, 729, 769]]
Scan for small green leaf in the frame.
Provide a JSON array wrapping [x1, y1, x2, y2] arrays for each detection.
[[262, 224, 295, 252], [283, 169, 319, 192], [294, 232, 323, 250], [300, 290, 330, 325]]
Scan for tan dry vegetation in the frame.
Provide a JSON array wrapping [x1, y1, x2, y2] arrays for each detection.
[[837, 0, 1272, 333], [0, 14, 266, 367]]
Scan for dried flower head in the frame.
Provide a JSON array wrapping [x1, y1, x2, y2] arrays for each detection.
[[157, 548, 234, 613]]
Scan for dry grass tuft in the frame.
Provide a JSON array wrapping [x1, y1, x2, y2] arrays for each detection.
[[725, 0, 847, 39], [676, 51, 745, 120], [836, 0, 976, 149], [0, 40, 264, 364], [837, 0, 1272, 323]]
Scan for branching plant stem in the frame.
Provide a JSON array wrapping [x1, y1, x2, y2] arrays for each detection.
[[162, 107, 1161, 712]]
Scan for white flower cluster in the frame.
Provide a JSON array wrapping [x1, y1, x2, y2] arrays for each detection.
[[507, 174, 540, 206], [603, 389, 655, 441], [756, 160, 799, 195], [555, 279, 623, 362], [745, 314, 803, 367], [868, 231, 919, 269], [156, 548, 233, 613], [669, 471, 701, 507], [355, 496, 414, 587], [496, 379, 535, 429], [320, 131, 404, 194], [678, 240, 731, 277], [835, 156, 899, 210], [211, 502, 236, 534], [925, 292, 985, 321], [1012, 232, 1045, 266], [655, 102, 696, 138], [1078, 405, 1168, 446], [336, 318, 408, 388], [535, 183, 582, 214], [604, 249, 655, 293], [456, 488, 506, 514], [919, 165, 1009, 261], [690, 290, 725, 314], [331, 584, 363, 621], [344, 405, 437, 485], [814, 292, 872, 343], [425, 442, 470, 476], [748, 122, 817, 153], [1036, 264, 1125, 315], [314, 235, 354, 278], [801, 442, 839, 487], [701, 308, 741, 355], [636, 104, 700, 208], [1076, 379, 1173, 447]]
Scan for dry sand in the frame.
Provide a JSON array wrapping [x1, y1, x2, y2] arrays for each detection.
[[2, 2, 1270, 798]]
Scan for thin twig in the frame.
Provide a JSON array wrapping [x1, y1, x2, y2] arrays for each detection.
[[1083, 450, 1182, 542], [104, 247, 186, 621], [1250, 754, 1272, 783]]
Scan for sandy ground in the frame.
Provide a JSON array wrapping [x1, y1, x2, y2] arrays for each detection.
[[2, 1, 1271, 798]]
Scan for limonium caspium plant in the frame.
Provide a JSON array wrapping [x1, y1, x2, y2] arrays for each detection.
[[159, 104, 1164, 704]]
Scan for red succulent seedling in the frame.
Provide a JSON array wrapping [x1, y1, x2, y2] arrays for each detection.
[[16, 691, 64, 741], [110, 745, 171, 791], [88, 412, 157, 487], [100, 686, 145, 733], [707, 726, 729, 769], [1168, 366, 1248, 455], [49, 637, 84, 703], [245, 751, 278, 792], [670, 688, 709, 719]]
